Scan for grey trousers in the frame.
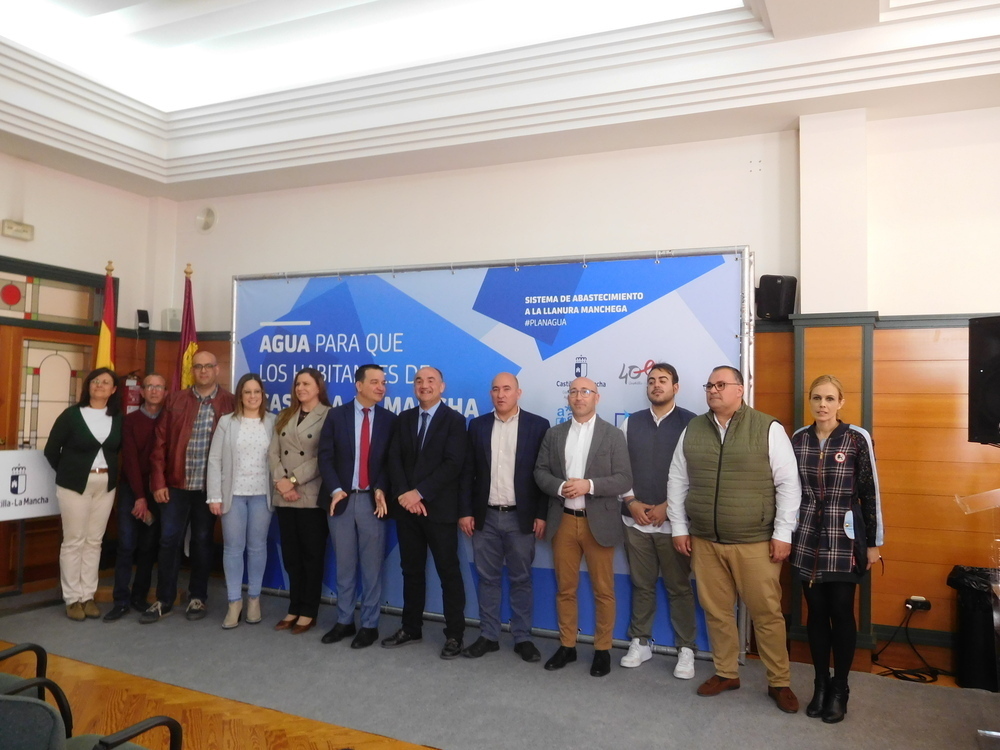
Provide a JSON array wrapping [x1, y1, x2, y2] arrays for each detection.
[[471, 508, 536, 642], [623, 524, 697, 650], [328, 491, 386, 629]]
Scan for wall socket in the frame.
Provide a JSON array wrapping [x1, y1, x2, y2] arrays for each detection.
[[906, 596, 931, 611]]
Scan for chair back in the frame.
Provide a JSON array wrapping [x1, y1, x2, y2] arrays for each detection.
[[0, 693, 66, 749]]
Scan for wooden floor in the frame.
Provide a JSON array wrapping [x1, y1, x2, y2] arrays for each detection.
[[1, 640, 432, 750]]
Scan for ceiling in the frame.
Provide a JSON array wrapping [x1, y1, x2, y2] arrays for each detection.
[[1, 0, 999, 200]]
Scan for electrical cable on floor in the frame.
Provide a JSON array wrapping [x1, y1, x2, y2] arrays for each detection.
[[872, 609, 954, 683]]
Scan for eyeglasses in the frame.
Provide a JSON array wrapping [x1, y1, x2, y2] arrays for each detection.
[[702, 381, 740, 392], [91, 379, 115, 387], [192, 363, 217, 371], [568, 388, 596, 397], [143, 384, 165, 391]]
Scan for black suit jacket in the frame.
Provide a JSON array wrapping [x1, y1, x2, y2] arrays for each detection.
[[460, 409, 550, 535], [387, 402, 467, 523], [318, 399, 397, 516]]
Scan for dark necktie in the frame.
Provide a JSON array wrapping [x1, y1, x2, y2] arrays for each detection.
[[417, 411, 429, 451], [359, 407, 371, 490]]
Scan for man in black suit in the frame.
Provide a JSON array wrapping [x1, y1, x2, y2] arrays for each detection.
[[318, 364, 398, 649], [459, 372, 550, 662], [384, 366, 468, 659]]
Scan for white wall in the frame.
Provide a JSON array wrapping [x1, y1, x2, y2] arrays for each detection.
[[0, 153, 174, 329], [177, 131, 800, 330], [868, 107, 1000, 316], [4, 105, 998, 331]]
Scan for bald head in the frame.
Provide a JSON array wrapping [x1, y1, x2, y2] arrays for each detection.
[[490, 372, 522, 420], [567, 377, 599, 422]]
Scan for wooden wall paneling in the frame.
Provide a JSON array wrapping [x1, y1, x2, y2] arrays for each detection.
[[876, 428, 1000, 464], [802, 326, 864, 427], [754, 331, 795, 432], [878, 459, 999, 498], [874, 328, 969, 361], [153, 340, 179, 386], [880, 493, 999, 533], [872, 592, 956, 632], [875, 359, 967, 394], [115, 335, 147, 378], [199, 340, 232, 391], [874, 394, 967, 429]]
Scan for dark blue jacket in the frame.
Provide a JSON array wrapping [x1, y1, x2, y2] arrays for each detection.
[[318, 400, 397, 516], [460, 409, 550, 535]]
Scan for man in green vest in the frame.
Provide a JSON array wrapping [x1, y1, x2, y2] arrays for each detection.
[[667, 365, 801, 713]]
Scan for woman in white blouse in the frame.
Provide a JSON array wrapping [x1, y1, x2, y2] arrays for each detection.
[[207, 373, 277, 629], [44, 368, 123, 621]]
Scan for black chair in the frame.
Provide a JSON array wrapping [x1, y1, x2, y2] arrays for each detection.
[[1, 677, 182, 749], [0, 642, 48, 700]]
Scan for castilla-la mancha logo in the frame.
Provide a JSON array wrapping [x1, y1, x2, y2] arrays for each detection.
[[10, 465, 27, 495]]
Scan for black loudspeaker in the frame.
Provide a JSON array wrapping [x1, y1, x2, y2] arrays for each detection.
[[136, 309, 150, 330], [756, 275, 797, 321], [969, 315, 1000, 445]]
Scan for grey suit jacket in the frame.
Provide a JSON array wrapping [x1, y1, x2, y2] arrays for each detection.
[[268, 403, 331, 509], [207, 412, 277, 513], [533, 415, 632, 547]]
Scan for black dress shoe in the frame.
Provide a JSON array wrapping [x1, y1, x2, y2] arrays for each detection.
[[381, 628, 422, 648], [321, 622, 357, 644], [514, 641, 542, 663], [590, 649, 611, 677], [544, 646, 577, 671], [462, 636, 500, 658], [102, 603, 131, 622], [440, 638, 463, 659], [350, 627, 380, 649]]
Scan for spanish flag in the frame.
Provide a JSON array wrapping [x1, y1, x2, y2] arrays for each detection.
[[95, 265, 116, 370], [173, 268, 198, 391]]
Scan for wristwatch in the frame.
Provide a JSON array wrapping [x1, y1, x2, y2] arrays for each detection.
[[288, 475, 298, 487]]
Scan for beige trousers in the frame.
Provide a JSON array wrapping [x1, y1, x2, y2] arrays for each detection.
[[691, 536, 791, 687], [57, 473, 116, 604]]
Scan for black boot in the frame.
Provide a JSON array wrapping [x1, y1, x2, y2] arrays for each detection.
[[822, 678, 849, 724], [806, 675, 829, 718]]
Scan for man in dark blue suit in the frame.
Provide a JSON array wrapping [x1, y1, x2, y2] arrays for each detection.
[[459, 372, 550, 662], [384, 366, 468, 659], [318, 364, 398, 649]]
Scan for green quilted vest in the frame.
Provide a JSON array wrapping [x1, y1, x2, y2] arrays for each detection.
[[682, 403, 776, 544]]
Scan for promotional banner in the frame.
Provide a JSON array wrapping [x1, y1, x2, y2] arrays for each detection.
[[0, 450, 58, 521], [234, 251, 747, 648]]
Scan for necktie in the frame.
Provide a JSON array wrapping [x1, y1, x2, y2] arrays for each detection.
[[359, 407, 370, 490], [417, 411, 429, 451]]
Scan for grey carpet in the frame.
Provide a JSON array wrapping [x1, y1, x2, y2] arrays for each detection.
[[1, 579, 996, 750]]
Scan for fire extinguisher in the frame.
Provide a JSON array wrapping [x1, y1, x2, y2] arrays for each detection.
[[124, 371, 143, 414]]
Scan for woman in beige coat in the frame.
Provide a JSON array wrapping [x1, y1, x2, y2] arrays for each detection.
[[268, 367, 331, 635]]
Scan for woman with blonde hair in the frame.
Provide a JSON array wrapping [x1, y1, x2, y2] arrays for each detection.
[[791, 374, 883, 723], [207, 373, 276, 628], [268, 368, 332, 635]]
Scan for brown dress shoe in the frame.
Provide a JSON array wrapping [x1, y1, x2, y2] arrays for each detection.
[[291, 619, 316, 635], [66, 602, 86, 621], [82, 600, 101, 619], [697, 674, 741, 697], [274, 616, 297, 631], [768, 686, 800, 713]]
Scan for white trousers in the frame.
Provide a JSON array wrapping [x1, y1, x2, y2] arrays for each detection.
[[57, 473, 115, 604]]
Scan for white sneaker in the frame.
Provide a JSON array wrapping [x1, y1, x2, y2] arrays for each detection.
[[620, 638, 652, 668], [674, 646, 696, 679]]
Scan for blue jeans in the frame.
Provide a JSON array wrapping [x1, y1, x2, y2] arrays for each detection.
[[112, 481, 160, 607], [156, 488, 215, 607], [220, 495, 272, 601]]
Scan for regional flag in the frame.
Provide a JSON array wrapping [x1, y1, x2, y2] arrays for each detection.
[[95, 268, 116, 370], [173, 270, 198, 390]]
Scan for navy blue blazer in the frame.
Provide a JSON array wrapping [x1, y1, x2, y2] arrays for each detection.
[[460, 409, 550, 535], [387, 402, 467, 524], [318, 400, 397, 516]]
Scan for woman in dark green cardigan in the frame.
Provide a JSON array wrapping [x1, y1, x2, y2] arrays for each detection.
[[44, 367, 123, 621]]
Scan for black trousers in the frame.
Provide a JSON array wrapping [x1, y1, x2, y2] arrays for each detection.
[[395, 513, 466, 641], [275, 506, 329, 619]]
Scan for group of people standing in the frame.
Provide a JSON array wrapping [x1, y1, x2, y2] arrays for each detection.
[[43, 353, 881, 724]]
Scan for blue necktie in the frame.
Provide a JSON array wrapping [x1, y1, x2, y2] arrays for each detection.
[[417, 411, 429, 451]]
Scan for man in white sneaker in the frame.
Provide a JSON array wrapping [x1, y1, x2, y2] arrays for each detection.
[[619, 363, 698, 679]]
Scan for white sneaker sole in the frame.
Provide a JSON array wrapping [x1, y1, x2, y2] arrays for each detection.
[[620, 652, 653, 668]]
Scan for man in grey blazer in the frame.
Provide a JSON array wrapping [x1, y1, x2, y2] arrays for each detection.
[[534, 377, 632, 677]]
